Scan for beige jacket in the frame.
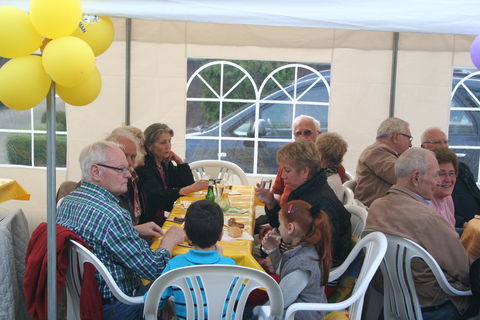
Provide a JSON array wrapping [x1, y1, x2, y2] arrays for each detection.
[[355, 141, 398, 207], [367, 185, 472, 314]]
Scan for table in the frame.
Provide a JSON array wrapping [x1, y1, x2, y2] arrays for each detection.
[[0, 179, 30, 203], [461, 215, 480, 258], [151, 185, 263, 271]]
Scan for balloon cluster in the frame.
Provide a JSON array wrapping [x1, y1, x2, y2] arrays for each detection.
[[0, 0, 114, 109], [471, 35, 480, 70]]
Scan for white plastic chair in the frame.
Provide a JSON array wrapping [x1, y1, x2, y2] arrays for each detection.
[[255, 231, 387, 320], [343, 179, 357, 193], [143, 265, 283, 320], [380, 234, 473, 320], [189, 160, 249, 185], [342, 185, 355, 205], [345, 204, 368, 239], [66, 240, 143, 320]]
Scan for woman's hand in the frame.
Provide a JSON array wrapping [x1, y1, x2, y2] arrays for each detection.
[[255, 183, 275, 207], [179, 179, 209, 195], [166, 151, 183, 164]]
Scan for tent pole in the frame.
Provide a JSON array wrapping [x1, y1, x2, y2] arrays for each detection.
[[125, 18, 132, 125], [46, 84, 57, 319], [389, 32, 399, 117]]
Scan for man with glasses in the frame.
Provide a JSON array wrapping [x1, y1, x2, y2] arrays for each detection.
[[421, 127, 480, 229], [57, 141, 184, 320], [355, 117, 412, 207]]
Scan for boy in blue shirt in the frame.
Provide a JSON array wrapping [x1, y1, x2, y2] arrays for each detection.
[[156, 200, 235, 318]]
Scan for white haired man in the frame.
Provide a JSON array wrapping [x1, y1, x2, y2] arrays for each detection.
[[355, 117, 412, 207], [56, 141, 184, 320], [367, 148, 476, 319], [421, 127, 480, 229]]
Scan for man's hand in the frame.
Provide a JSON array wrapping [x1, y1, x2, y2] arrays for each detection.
[[134, 222, 164, 239], [160, 226, 186, 254]]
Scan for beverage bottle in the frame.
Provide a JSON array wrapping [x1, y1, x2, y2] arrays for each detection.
[[206, 179, 215, 201]]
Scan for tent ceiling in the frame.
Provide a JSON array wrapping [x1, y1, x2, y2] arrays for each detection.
[[6, 0, 480, 36]]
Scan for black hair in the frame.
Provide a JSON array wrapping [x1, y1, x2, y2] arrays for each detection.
[[184, 200, 224, 248]]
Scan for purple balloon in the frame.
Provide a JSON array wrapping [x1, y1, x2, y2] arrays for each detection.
[[471, 35, 480, 69]]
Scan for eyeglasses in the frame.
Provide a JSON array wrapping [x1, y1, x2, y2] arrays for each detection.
[[399, 133, 413, 142], [423, 140, 448, 145], [96, 163, 130, 175], [294, 129, 314, 137], [438, 170, 456, 178]]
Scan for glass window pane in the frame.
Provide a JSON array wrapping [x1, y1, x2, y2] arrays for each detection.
[[260, 103, 293, 139], [33, 134, 67, 167], [0, 107, 31, 130], [185, 139, 218, 163], [257, 141, 285, 175], [295, 104, 329, 132], [33, 97, 66, 131], [186, 101, 220, 137], [450, 147, 480, 181], [220, 139, 253, 174], [221, 102, 255, 138], [2, 132, 32, 165]]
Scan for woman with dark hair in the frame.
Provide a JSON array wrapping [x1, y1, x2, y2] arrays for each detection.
[[258, 139, 351, 267], [430, 147, 459, 228], [136, 123, 208, 225]]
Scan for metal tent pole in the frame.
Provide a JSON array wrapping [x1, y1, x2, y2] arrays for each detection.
[[125, 18, 132, 125], [389, 32, 399, 117], [46, 84, 57, 319]]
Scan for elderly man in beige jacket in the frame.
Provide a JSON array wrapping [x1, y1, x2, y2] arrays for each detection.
[[354, 117, 412, 207], [367, 147, 476, 319]]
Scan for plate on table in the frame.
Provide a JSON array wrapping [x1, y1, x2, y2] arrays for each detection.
[[225, 206, 249, 214], [175, 201, 192, 210]]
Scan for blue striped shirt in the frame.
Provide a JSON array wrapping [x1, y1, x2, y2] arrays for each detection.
[[57, 182, 170, 299]]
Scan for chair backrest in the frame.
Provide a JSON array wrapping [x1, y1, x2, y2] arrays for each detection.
[[279, 232, 387, 320], [345, 204, 368, 240], [66, 240, 143, 319], [189, 160, 249, 185], [380, 234, 472, 320], [143, 265, 284, 320], [343, 179, 357, 193], [342, 185, 355, 205]]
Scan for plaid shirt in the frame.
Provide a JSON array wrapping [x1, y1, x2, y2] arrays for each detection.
[[57, 182, 170, 299]]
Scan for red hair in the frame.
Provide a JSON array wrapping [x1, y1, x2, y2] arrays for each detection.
[[280, 200, 332, 286]]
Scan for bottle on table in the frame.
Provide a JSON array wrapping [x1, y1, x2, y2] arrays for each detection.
[[206, 179, 215, 201]]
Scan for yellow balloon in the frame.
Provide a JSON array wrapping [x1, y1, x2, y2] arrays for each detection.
[[42, 36, 95, 87], [57, 67, 102, 106], [0, 55, 51, 110], [71, 16, 114, 56], [0, 6, 42, 58], [30, 0, 82, 39]]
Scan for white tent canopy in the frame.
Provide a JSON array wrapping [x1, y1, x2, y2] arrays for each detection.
[[6, 0, 480, 35]]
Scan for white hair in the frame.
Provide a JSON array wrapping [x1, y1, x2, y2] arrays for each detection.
[[376, 117, 409, 139], [79, 141, 120, 182], [421, 127, 445, 144], [292, 114, 321, 132], [395, 147, 433, 178]]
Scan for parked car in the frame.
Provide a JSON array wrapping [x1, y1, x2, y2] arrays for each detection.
[[185, 71, 330, 174], [449, 69, 480, 182]]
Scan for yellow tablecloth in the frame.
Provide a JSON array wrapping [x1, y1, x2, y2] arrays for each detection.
[[461, 215, 480, 258], [0, 179, 30, 203], [151, 185, 263, 271]]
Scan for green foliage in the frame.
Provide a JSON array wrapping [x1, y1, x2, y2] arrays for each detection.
[[6, 133, 67, 167], [198, 60, 295, 122], [40, 110, 67, 131]]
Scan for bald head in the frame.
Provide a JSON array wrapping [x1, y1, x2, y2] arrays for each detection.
[[421, 127, 448, 151]]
